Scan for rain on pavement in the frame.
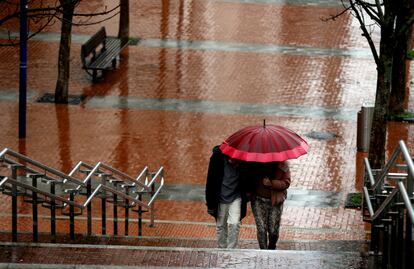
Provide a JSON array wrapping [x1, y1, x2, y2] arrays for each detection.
[[0, 0, 414, 245]]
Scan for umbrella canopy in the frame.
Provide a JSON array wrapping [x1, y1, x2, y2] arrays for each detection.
[[220, 122, 309, 162]]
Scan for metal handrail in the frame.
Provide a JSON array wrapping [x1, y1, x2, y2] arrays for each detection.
[[100, 163, 134, 182], [67, 161, 150, 190], [0, 147, 165, 241], [84, 184, 150, 208], [364, 140, 414, 223], [0, 148, 84, 187], [147, 167, 164, 206], [76, 162, 101, 191], [398, 181, 414, 222], [363, 140, 414, 268], [65, 161, 162, 208], [371, 144, 401, 192], [147, 166, 163, 188], [363, 186, 374, 217], [372, 188, 399, 221], [65, 161, 160, 209], [0, 176, 9, 187], [364, 158, 376, 187], [400, 140, 414, 177], [100, 162, 150, 190], [136, 166, 149, 182], [1, 175, 150, 210], [1, 177, 83, 208], [1, 157, 59, 182]]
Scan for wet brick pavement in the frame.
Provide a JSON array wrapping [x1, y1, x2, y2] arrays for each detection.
[[0, 243, 370, 269], [0, 0, 413, 267]]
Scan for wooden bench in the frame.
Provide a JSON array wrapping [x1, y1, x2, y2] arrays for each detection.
[[80, 27, 128, 81]]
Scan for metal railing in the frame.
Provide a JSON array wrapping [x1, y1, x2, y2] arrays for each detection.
[[362, 140, 414, 268], [0, 148, 164, 242]]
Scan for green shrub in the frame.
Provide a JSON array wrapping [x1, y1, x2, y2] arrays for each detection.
[[407, 49, 414, 60]]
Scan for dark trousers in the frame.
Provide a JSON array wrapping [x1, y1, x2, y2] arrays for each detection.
[[251, 196, 283, 249]]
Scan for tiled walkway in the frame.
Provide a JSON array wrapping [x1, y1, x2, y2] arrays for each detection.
[[0, 0, 413, 267]]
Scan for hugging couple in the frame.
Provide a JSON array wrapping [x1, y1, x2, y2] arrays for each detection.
[[205, 145, 291, 249]]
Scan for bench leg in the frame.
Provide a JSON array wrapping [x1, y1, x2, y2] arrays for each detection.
[[92, 70, 98, 81], [112, 58, 117, 69]]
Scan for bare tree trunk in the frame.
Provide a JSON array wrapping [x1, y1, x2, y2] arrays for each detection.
[[368, 0, 396, 169], [389, 1, 414, 115], [55, 0, 75, 103], [118, 0, 129, 46]]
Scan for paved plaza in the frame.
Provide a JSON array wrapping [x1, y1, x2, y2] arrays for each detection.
[[0, 0, 413, 267]]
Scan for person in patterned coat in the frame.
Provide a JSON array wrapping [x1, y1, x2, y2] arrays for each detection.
[[247, 161, 291, 249]]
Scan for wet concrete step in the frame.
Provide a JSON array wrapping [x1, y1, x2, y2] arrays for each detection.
[[0, 232, 369, 252], [0, 242, 373, 269]]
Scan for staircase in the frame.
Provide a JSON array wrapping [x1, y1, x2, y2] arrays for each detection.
[[0, 148, 164, 241], [0, 240, 371, 268], [0, 147, 383, 268], [361, 140, 414, 269]]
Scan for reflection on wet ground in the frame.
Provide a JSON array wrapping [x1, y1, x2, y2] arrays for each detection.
[[87, 95, 358, 120], [160, 184, 341, 207], [0, 0, 413, 247], [218, 0, 344, 6], [140, 38, 372, 58], [0, 29, 372, 58]]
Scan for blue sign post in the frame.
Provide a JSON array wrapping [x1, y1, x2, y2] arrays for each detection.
[[19, 0, 28, 138]]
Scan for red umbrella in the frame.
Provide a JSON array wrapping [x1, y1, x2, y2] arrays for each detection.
[[219, 121, 309, 162]]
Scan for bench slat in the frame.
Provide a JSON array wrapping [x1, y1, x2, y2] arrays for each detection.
[[80, 27, 129, 79], [85, 39, 123, 69]]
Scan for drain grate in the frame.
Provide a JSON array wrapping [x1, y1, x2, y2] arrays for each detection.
[[37, 93, 87, 105], [305, 131, 337, 140]]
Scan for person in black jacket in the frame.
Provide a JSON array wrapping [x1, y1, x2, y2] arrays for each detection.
[[205, 145, 247, 248]]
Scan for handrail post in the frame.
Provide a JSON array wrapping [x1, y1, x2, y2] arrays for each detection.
[[150, 183, 155, 228], [87, 180, 92, 236], [113, 187, 118, 236], [396, 202, 404, 269], [405, 171, 413, 267], [389, 206, 398, 267], [69, 192, 75, 240], [50, 181, 56, 243], [383, 223, 390, 268], [125, 187, 129, 236], [101, 174, 107, 235], [370, 219, 380, 254], [30, 174, 40, 242], [138, 193, 143, 236], [11, 165, 19, 242]]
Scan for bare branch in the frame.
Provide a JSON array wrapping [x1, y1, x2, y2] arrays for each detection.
[[355, 0, 381, 24], [374, 0, 384, 21], [350, 0, 380, 64], [73, 5, 119, 17], [56, 10, 120, 27], [320, 5, 352, 22]]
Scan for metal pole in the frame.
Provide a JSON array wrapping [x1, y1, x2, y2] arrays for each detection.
[[405, 171, 413, 268], [125, 188, 129, 236], [87, 181, 92, 236], [101, 192, 106, 235], [150, 184, 155, 227], [31, 176, 38, 242], [138, 194, 142, 236], [50, 182, 56, 243], [11, 167, 18, 242], [113, 191, 118, 235], [69, 192, 75, 240], [19, 0, 28, 138]]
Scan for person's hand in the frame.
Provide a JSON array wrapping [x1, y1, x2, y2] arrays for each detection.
[[263, 177, 272, 187], [207, 208, 217, 217]]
